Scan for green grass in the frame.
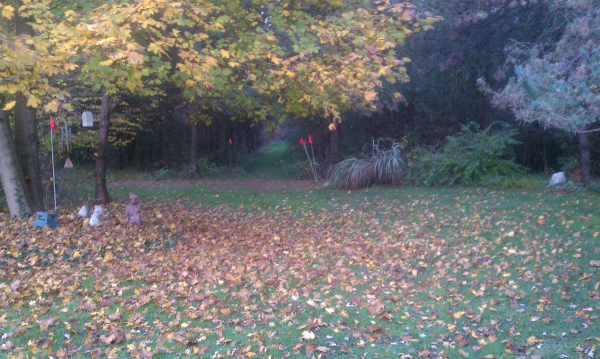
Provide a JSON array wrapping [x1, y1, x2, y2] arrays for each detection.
[[1, 142, 600, 358], [241, 141, 298, 179]]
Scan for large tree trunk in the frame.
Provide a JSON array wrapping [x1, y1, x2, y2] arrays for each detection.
[[578, 132, 591, 185], [190, 122, 198, 172], [0, 105, 34, 218], [13, 8, 44, 211], [13, 94, 43, 211], [95, 93, 112, 204]]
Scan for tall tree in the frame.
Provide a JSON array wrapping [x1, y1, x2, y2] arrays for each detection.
[[0, 1, 70, 213], [3, 0, 437, 205], [479, 0, 600, 184], [13, 2, 44, 211], [0, 99, 34, 218]]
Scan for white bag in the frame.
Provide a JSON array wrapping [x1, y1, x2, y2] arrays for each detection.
[[77, 205, 88, 217], [89, 213, 100, 226], [93, 205, 103, 218]]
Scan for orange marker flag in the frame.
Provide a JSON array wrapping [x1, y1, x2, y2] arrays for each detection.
[[50, 116, 56, 132]]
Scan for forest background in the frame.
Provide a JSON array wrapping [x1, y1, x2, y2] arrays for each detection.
[[1, 0, 599, 216]]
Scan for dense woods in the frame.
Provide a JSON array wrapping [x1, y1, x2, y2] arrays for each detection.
[[1, 0, 599, 216]]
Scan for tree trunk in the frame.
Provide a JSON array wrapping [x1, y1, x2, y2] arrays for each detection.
[[116, 133, 124, 170], [0, 105, 34, 218], [13, 94, 43, 211], [95, 93, 112, 204], [201, 123, 207, 156], [13, 9, 44, 211], [329, 122, 341, 166], [578, 132, 591, 185], [190, 122, 198, 171], [14, 104, 43, 211]]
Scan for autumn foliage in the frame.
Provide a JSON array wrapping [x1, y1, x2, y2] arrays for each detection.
[[1, 185, 599, 358]]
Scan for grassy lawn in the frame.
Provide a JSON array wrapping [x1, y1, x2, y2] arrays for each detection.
[[1, 142, 599, 359]]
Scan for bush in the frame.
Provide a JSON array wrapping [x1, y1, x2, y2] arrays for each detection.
[[190, 157, 219, 178], [327, 139, 407, 189], [408, 122, 525, 186]]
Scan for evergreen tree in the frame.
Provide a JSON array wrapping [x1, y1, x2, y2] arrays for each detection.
[[480, 0, 600, 183]]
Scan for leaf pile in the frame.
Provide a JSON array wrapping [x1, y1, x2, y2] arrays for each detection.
[[0, 189, 599, 358]]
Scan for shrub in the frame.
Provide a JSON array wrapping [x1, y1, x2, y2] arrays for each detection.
[[408, 122, 525, 186], [327, 139, 407, 189]]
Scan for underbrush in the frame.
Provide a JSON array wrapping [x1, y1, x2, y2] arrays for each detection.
[[408, 122, 525, 186]]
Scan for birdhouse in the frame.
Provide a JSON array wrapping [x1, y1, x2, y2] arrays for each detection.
[[82, 111, 94, 127]]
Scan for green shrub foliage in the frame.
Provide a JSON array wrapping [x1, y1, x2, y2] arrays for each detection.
[[327, 139, 407, 189], [408, 122, 525, 186]]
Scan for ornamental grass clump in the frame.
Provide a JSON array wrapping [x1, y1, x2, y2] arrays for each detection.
[[327, 139, 407, 189]]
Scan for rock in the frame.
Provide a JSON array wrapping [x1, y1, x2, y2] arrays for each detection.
[[549, 172, 566, 187], [77, 205, 88, 217], [323, 181, 330, 187]]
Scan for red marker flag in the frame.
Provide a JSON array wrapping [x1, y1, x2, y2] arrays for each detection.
[[300, 137, 305, 144], [308, 135, 312, 144], [229, 138, 232, 144], [50, 115, 56, 132]]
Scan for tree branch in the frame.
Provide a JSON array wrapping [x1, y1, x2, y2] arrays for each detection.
[[573, 127, 600, 134]]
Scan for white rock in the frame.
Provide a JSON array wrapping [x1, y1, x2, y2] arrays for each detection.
[[77, 205, 88, 217], [323, 181, 331, 187], [549, 172, 566, 187]]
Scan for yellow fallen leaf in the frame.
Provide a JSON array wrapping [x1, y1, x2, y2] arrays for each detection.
[[458, 348, 469, 357], [301, 331, 315, 340], [103, 251, 114, 262]]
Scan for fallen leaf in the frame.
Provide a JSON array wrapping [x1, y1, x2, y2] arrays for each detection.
[[301, 330, 315, 340]]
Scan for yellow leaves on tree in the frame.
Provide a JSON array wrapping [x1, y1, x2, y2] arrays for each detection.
[[1, 5, 14, 19], [0, 0, 442, 128]]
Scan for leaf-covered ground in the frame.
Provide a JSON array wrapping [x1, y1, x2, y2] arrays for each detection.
[[1, 185, 599, 359]]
